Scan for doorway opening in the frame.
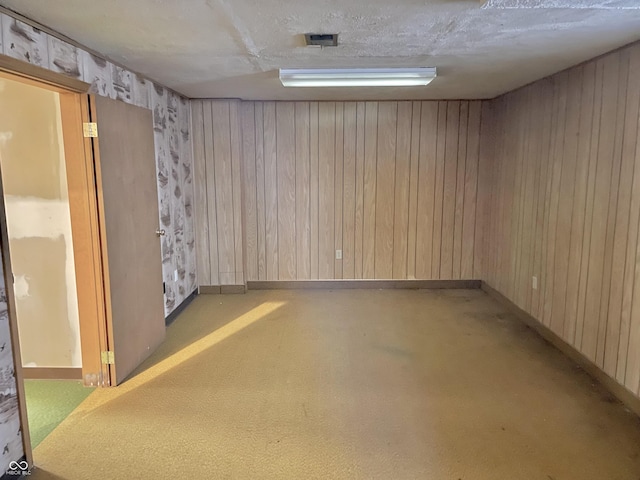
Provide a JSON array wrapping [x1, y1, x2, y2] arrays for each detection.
[[0, 57, 169, 468], [0, 73, 98, 452], [0, 66, 110, 466]]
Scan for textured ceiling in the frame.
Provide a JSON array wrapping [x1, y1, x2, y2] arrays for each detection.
[[1, 0, 640, 100]]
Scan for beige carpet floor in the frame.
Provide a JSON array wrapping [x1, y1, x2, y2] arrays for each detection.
[[30, 289, 640, 479]]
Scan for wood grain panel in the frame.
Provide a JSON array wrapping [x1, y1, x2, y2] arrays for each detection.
[[441, 101, 459, 279], [546, 71, 569, 335], [190, 101, 211, 285], [334, 103, 344, 279], [211, 101, 236, 285], [276, 102, 296, 280], [453, 101, 468, 280], [582, 55, 619, 362], [354, 102, 366, 279], [255, 102, 266, 280], [464, 102, 481, 279], [565, 63, 595, 347], [596, 53, 627, 367], [202, 102, 219, 285], [392, 102, 412, 279], [618, 45, 640, 384], [191, 100, 246, 286], [195, 99, 481, 287], [407, 102, 421, 280], [415, 102, 438, 279], [295, 102, 311, 279], [482, 41, 640, 402], [240, 102, 258, 281], [606, 48, 636, 377], [230, 101, 244, 285], [363, 102, 378, 279], [263, 102, 278, 280], [318, 102, 335, 279], [374, 101, 397, 278], [432, 102, 447, 279], [596, 52, 629, 370], [310, 102, 319, 279], [342, 102, 357, 279]]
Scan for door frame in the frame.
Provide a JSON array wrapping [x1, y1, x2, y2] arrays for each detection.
[[0, 55, 112, 464]]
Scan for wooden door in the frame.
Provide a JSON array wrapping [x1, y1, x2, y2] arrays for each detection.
[[92, 95, 165, 385]]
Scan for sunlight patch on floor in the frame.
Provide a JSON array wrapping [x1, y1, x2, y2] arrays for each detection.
[[74, 301, 286, 415]]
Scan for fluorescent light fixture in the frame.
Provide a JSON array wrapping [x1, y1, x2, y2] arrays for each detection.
[[279, 67, 437, 87]]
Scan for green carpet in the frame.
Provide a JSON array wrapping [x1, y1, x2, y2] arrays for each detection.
[[24, 380, 95, 448]]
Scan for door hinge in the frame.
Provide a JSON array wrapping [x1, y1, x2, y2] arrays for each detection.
[[83, 122, 98, 138], [101, 351, 114, 365]]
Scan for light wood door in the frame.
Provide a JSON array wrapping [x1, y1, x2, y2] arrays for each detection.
[[92, 95, 165, 385]]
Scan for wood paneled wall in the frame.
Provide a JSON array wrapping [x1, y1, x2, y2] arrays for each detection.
[[237, 100, 483, 281], [190, 100, 244, 286], [482, 42, 640, 397]]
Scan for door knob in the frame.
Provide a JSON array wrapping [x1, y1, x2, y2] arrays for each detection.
[[156, 229, 165, 237]]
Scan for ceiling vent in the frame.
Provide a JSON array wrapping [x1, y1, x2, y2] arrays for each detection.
[[304, 33, 338, 47]]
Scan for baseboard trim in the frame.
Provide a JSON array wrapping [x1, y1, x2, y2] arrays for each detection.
[[199, 285, 247, 294], [247, 279, 481, 290], [481, 281, 640, 418], [21, 367, 82, 380], [165, 289, 198, 326]]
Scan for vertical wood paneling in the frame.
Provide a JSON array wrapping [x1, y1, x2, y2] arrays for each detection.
[[546, 72, 569, 335], [230, 101, 244, 284], [552, 71, 580, 336], [432, 102, 447, 278], [565, 64, 595, 346], [374, 102, 397, 278], [334, 103, 344, 279], [263, 102, 279, 280], [276, 102, 296, 280], [241, 102, 258, 282], [363, 102, 378, 278], [310, 102, 320, 279], [196, 99, 481, 288], [483, 41, 640, 402], [415, 102, 438, 278], [453, 102, 468, 280], [407, 102, 422, 280], [343, 103, 357, 279], [255, 103, 267, 280], [603, 49, 632, 375], [295, 102, 311, 280], [441, 101, 459, 279], [318, 102, 336, 279], [595, 53, 627, 367], [575, 64, 603, 349], [475, 101, 494, 282], [392, 102, 412, 279], [354, 102, 366, 279], [464, 102, 481, 280], [211, 101, 236, 285], [618, 45, 640, 384], [190, 101, 211, 286], [583, 56, 620, 361], [203, 102, 219, 286]]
